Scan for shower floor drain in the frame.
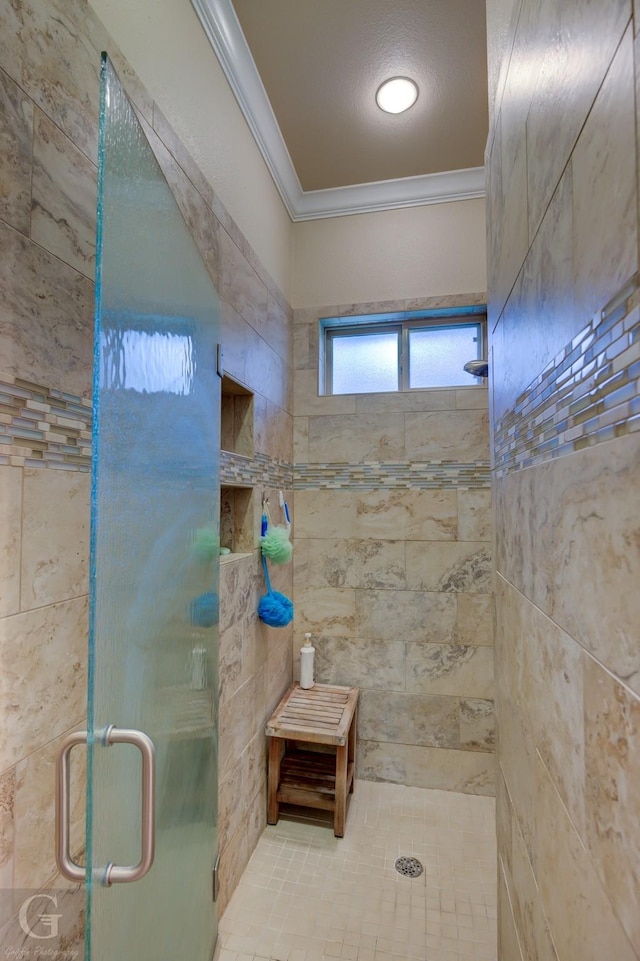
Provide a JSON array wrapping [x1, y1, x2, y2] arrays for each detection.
[[394, 855, 424, 878]]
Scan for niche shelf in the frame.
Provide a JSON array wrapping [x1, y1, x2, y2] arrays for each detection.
[[220, 485, 253, 558], [221, 375, 254, 458]]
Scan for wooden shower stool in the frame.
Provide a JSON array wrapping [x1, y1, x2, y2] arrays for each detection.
[[265, 683, 359, 837]]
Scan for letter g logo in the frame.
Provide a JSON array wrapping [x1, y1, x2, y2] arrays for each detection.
[[18, 893, 62, 939]]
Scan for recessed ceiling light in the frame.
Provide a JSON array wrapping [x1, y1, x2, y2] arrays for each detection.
[[376, 77, 419, 114]]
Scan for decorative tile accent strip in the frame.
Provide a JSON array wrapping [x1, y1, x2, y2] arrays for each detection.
[[494, 275, 640, 475], [220, 449, 293, 489], [293, 461, 491, 490], [0, 377, 92, 471]]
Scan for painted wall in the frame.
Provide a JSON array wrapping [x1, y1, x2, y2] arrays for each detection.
[[487, 0, 640, 958], [291, 199, 487, 308], [0, 0, 293, 930], [292, 293, 495, 795], [88, 0, 293, 300]]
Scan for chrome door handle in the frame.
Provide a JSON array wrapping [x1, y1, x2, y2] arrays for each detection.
[[56, 725, 156, 885]]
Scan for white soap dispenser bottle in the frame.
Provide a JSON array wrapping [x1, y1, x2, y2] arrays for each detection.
[[300, 632, 315, 689]]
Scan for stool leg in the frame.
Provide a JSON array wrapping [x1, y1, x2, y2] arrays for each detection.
[[334, 744, 348, 837], [348, 706, 357, 794], [267, 737, 282, 825]]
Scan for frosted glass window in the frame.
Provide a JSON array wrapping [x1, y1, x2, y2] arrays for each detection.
[[409, 324, 482, 388], [331, 330, 399, 394]]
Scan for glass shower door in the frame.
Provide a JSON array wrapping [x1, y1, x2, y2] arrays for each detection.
[[87, 55, 221, 960]]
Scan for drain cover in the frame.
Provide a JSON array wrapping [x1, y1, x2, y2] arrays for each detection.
[[394, 855, 424, 878]]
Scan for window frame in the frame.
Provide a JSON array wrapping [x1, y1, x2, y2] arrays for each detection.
[[321, 308, 487, 396]]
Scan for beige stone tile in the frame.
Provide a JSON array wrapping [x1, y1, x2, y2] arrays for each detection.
[[0, 0, 101, 161], [220, 301, 250, 389], [217, 756, 243, 854], [458, 489, 492, 542], [493, 168, 575, 426], [293, 416, 309, 464], [294, 586, 356, 637], [526, 0, 629, 238], [218, 817, 250, 918], [355, 390, 456, 413], [14, 727, 85, 889], [219, 226, 269, 340], [307, 413, 404, 463], [357, 741, 495, 795], [497, 432, 640, 696], [20, 468, 89, 609], [359, 690, 460, 749], [301, 538, 406, 590], [0, 596, 87, 770], [294, 489, 458, 541], [407, 642, 494, 699], [495, 135, 528, 318], [0, 467, 21, 618], [31, 108, 97, 279], [243, 322, 290, 411], [455, 388, 488, 410], [405, 542, 493, 593], [0, 66, 33, 236], [264, 400, 292, 462], [509, 812, 559, 961], [339, 299, 406, 316], [0, 222, 93, 395], [266, 293, 292, 365], [404, 410, 489, 461], [535, 753, 637, 961], [219, 622, 245, 704], [264, 631, 292, 718], [294, 367, 355, 416], [356, 589, 457, 643], [293, 320, 315, 370], [140, 109, 221, 291], [0, 767, 15, 889], [460, 699, 495, 753], [496, 767, 513, 882], [405, 292, 487, 312], [572, 24, 638, 324], [219, 554, 258, 634], [498, 866, 524, 961], [583, 653, 640, 954], [218, 675, 260, 781], [151, 102, 214, 210], [312, 635, 406, 692], [455, 594, 494, 646]]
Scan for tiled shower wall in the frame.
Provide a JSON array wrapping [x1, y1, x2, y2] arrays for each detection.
[[488, 1, 640, 959], [0, 0, 293, 921], [292, 297, 496, 796]]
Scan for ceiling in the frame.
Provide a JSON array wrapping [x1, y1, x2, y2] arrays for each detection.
[[190, 0, 488, 220]]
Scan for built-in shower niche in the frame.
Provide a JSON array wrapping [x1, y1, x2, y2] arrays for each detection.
[[220, 375, 255, 559], [221, 374, 253, 457], [220, 485, 253, 557]]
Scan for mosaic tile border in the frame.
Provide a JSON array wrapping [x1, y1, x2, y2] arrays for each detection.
[[494, 274, 640, 475], [0, 377, 92, 471], [220, 450, 293, 489], [293, 461, 491, 490]]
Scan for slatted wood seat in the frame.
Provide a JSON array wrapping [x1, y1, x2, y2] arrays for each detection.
[[265, 683, 359, 837]]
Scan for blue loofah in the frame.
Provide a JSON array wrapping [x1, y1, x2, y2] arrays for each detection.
[[258, 555, 294, 627], [189, 591, 219, 628], [258, 589, 293, 627]]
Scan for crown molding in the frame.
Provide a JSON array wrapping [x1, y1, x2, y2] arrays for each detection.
[[190, 0, 486, 221]]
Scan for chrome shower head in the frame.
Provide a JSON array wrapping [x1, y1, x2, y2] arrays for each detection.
[[463, 359, 489, 378]]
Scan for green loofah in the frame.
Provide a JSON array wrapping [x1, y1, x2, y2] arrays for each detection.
[[261, 525, 293, 564], [192, 524, 219, 562]]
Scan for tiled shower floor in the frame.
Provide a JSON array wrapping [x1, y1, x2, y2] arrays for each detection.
[[216, 780, 497, 961]]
